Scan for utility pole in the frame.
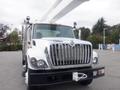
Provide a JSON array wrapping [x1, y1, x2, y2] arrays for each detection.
[[119, 34, 120, 45], [103, 28, 106, 49]]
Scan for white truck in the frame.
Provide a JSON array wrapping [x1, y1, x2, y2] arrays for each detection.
[[22, 19, 105, 90]]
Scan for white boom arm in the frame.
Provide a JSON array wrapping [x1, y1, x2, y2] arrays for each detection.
[[50, 0, 89, 23], [40, 0, 63, 22]]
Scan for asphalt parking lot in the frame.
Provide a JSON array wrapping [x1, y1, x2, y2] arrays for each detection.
[[0, 50, 120, 90]]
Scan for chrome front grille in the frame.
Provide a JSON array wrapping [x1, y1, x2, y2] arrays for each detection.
[[50, 44, 92, 66]]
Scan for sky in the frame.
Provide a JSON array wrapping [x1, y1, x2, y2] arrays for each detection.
[[0, 0, 120, 29]]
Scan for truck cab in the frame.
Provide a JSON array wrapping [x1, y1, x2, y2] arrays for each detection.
[[22, 22, 105, 90]]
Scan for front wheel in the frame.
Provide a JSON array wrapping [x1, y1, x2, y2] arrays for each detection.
[[22, 61, 27, 77], [27, 86, 35, 90], [25, 69, 35, 90], [79, 79, 93, 86], [25, 69, 40, 90]]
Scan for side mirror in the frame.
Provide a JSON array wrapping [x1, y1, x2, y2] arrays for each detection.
[[27, 41, 32, 48], [26, 16, 30, 24], [32, 40, 36, 46], [28, 41, 31, 45]]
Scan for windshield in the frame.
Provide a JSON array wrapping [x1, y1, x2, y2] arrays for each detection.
[[32, 24, 74, 39]]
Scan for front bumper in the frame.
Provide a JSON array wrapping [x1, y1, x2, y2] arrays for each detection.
[[28, 66, 105, 86]]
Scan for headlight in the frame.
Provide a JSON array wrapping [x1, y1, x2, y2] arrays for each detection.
[[93, 57, 98, 64], [30, 58, 48, 69], [30, 58, 37, 66], [37, 60, 48, 68]]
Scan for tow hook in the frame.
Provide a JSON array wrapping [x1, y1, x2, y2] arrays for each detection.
[[73, 72, 87, 82]]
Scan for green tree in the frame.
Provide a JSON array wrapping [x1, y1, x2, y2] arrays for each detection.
[[111, 30, 120, 44], [8, 30, 21, 50], [87, 35, 102, 49], [0, 24, 10, 41], [91, 17, 112, 45], [79, 27, 90, 40], [107, 24, 120, 44], [105, 36, 113, 44], [9, 30, 20, 45], [92, 17, 107, 35], [74, 27, 90, 40]]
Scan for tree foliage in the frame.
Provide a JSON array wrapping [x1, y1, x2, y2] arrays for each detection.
[[110, 25, 120, 44], [79, 27, 90, 40], [87, 34, 102, 48], [92, 17, 108, 35], [90, 17, 119, 45], [0, 24, 10, 39], [9, 30, 20, 45], [74, 27, 90, 40], [0, 28, 22, 51]]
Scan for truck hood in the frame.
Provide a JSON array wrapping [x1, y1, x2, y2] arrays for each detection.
[[27, 37, 92, 69], [33, 37, 92, 46], [28, 37, 92, 61]]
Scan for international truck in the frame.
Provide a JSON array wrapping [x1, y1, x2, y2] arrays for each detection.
[[22, 19, 105, 90]]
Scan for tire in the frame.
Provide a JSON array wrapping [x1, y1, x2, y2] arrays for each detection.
[[27, 86, 45, 90], [22, 55, 27, 65], [79, 79, 93, 86], [22, 61, 27, 77], [25, 69, 34, 90], [25, 69, 40, 90], [27, 86, 35, 90], [25, 65, 45, 90]]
